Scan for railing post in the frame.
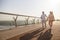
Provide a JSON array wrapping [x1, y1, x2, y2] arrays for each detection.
[[38, 18, 41, 24], [13, 16, 18, 27], [32, 18, 35, 24], [25, 17, 29, 25], [37, 19, 39, 24]]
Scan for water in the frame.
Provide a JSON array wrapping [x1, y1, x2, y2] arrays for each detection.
[[0, 20, 37, 30]]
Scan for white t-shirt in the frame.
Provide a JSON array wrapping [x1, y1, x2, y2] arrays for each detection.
[[41, 14, 46, 20]]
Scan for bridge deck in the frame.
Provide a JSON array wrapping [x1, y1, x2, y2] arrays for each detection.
[[0, 24, 42, 40], [0, 21, 60, 40]]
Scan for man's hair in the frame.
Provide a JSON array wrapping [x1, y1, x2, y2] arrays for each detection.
[[42, 11, 44, 14]]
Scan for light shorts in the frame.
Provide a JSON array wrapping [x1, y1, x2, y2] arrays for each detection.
[[41, 20, 46, 23]]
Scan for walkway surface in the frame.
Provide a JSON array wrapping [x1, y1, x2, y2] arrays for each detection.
[[51, 21, 60, 40], [28, 21, 60, 40], [0, 21, 60, 40]]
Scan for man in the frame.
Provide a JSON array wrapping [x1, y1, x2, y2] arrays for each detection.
[[41, 11, 47, 28]]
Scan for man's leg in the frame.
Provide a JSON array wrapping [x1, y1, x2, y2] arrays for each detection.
[[43, 20, 46, 28], [42, 20, 44, 28]]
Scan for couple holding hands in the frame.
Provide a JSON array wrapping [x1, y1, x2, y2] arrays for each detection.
[[41, 11, 55, 29]]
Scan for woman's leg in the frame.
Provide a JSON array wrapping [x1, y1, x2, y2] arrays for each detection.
[[49, 21, 52, 29], [49, 21, 50, 26], [50, 21, 53, 29], [50, 21, 53, 27]]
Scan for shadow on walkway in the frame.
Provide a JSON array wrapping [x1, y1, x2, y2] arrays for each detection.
[[20, 28, 44, 40], [37, 28, 53, 40], [20, 28, 53, 40]]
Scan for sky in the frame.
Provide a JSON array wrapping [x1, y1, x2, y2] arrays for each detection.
[[0, 0, 60, 19]]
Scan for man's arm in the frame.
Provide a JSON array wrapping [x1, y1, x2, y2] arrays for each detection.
[[45, 14, 47, 17]]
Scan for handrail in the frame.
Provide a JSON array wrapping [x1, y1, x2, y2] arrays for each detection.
[[0, 12, 40, 18]]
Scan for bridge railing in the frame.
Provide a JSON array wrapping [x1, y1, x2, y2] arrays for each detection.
[[0, 12, 41, 29]]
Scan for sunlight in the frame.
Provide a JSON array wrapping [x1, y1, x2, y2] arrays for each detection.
[[49, 0, 60, 19]]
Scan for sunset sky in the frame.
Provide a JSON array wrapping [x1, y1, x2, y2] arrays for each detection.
[[0, 0, 60, 19]]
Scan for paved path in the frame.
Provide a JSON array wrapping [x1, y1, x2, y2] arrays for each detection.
[[19, 21, 60, 40], [51, 21, 60, 40], [29, 21, 60, 40]]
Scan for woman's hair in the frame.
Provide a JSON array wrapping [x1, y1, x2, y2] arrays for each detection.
[[50, 11, 53, 14]]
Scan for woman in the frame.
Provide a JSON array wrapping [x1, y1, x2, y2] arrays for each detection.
[[48, 11, 55, 29]]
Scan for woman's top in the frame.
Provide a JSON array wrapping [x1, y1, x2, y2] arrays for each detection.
[[48, 14, 55, 21]]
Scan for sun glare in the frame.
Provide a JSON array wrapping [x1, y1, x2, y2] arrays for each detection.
[[49, 0, 60, 19]]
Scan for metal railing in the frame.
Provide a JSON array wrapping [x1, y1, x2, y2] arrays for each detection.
[[0, 12, 41, 28]]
